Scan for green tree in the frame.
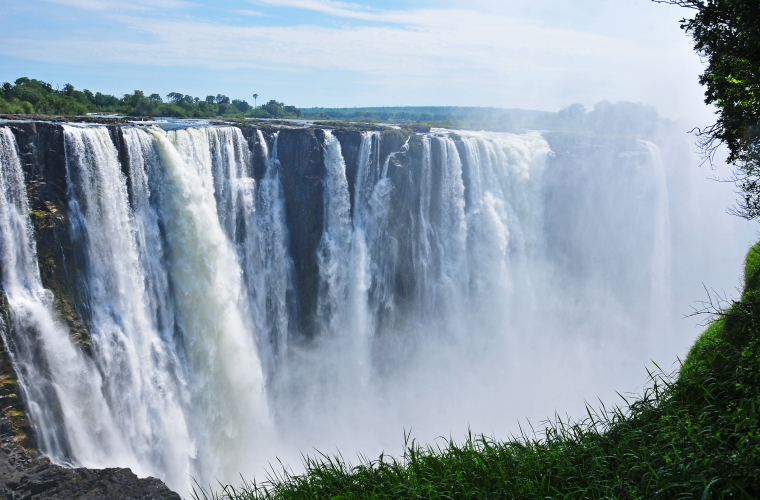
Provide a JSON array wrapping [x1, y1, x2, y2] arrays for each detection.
[[166, 92, 184, 104], [264, 99, 284, 117], [657, 0, 760, 218], [284, 105, 302, 118], [0, 76, 301, 120], [232, 99, 251, 113]]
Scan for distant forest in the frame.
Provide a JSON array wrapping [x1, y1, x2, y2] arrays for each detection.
[[0, 77, 302, 119], [1, 77, 665, 135], [301, 103, 664, 135]]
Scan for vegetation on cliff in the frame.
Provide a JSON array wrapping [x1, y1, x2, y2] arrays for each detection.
[[193, 242, 760, 499], [0, 78, 302, 119], [301, 101, 663, 135], [0, 77, 667, 135]]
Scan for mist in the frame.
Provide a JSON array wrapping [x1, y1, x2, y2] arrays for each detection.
[[225, 107, 756, 485]]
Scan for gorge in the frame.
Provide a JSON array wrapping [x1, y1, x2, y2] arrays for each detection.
[[0, 115, 749, 497]]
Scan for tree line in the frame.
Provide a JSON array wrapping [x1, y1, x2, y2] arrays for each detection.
[[303, 101, 663, 136], [0, 77, 302, 119]]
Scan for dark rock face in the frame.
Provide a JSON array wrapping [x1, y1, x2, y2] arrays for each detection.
[[239, 125, 276, 181], [0, 341, 37, 456], [0, 411, 178, 500], [274, 128, 326, 338], [332, 129, 363, 215]]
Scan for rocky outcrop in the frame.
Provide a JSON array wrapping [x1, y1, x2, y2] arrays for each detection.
[[0, 407, 178, 499], [271, 127, 327, 338]]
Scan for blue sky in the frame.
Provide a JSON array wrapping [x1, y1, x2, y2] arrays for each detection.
[[0, 0, 707, 120]]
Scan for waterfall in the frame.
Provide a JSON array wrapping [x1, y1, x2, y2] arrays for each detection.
[[317, 130, 355, 339], [0, 127, 128, 469], [148, 126, 272, 484], [413, 135, 436, 318], [351, 131, 381, 348], [0, 124, 275, 494], [362, 137, 405, 337], [457, 132, 550, 315], [0, 121, 681, 496], [315, 130, 551, 349], [640, 140, 672, 330], [251, 131, 294, 369], [428, 135, 468, 316], [63, 125, 194, 488]]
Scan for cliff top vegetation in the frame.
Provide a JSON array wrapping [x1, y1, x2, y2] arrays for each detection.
[[0, 77, 302, 119], [0, 77, 669, 137], [301, 101, 664, 136]]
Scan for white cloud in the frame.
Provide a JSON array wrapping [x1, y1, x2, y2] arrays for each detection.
[[39, 0, 194, 11], [248, 0, 390, 21], [1, 10, 640, 76], [1, 1, 706, 118]]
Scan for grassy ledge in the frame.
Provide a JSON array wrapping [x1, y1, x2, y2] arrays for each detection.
[[195, 243, 760, 500]]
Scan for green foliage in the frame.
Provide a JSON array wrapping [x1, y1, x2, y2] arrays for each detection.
[[1, 77, 653, 131], [743, 241, 760, 290], [0, 77, 302, 119], [0, 78, 89, 115], [657, 0, 760, 219], [681, 317, 724, 376], [301, 102, 662, 136], [194, 241, 760, 499]]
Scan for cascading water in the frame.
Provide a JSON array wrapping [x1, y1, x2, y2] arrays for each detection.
[[640, 140, 672, 330], [0, 121, 702, 497], [247, 130, 293, 371], [0, 127, 127, 469], [317, 131, 355, 341], [145, 126, 271, 484], [63, 125, 194, 486], [316, 130, 549, 348], [457, 131, 550, 317]]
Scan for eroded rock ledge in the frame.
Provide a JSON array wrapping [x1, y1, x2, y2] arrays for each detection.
[[0, 412, 179, 499]]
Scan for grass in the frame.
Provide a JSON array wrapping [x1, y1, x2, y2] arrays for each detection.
[[194, 243, 760, 500]]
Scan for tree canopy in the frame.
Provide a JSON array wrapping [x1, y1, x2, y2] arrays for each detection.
[[0, 78, 302, 120], [656, 0, 760, 218]]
